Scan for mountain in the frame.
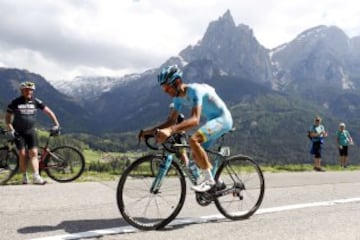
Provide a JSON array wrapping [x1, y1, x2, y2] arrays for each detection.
[[0, 68, 91, 132], [3, 11, 360, 165], [85, 11, 360, 164], [271, 25, 357, 91], [88, 10, 275, 132], [51, 74, 142, 101], [179, 10, 273, 86]]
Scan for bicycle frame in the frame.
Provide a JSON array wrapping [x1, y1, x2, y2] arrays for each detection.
[[1, 129, 59, 171], [150, 143, 228, 194]]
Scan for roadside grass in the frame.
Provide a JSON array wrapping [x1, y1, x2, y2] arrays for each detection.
[[261, 164, 360, 172], [3, 147, 360, 185]]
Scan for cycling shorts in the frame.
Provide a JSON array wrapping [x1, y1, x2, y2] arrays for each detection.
[[198, 112, 233, 149], [339, 146, 348, 156], [15, 130, 39, 150]]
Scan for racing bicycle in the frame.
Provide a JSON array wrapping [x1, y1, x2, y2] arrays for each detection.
[[116, 130, 265, 230], [0, 128, 85, 184]]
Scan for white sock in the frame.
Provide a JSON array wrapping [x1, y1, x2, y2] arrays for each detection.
[[202, 169, 214, 183], [33, 173, 40, 178]]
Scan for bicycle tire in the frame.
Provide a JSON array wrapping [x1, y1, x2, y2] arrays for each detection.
[[117, 154, 186, 230], [0, 147, 19, 185], [45, 146, 85, 182], [214, 155, 265, 220]]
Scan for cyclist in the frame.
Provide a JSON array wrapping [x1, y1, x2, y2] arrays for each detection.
[[140, 65, 233, 192], [5, 81, 60, 184]]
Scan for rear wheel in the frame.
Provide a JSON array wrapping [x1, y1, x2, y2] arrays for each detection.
[[117, 154, 186, 230], [45, 146, 85, 182], [214, 155, 265, 220], [0, 147, 19, 185]]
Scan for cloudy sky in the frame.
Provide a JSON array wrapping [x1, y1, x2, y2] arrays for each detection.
[[0, 0, 359, 82]]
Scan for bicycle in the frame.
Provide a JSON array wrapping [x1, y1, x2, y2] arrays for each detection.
[[116, 130, 265, 230], [0, 128, 85, 184]]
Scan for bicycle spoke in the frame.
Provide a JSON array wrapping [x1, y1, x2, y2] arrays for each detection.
[[215, 156, 264, 220], [46, 146, 85, 182], [117, 155, 186, 230]]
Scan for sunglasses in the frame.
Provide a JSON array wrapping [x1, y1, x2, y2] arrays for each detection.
[[162, 84, 173, 92]]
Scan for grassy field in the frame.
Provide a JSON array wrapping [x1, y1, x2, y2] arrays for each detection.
[[2, 134, 360, 185]]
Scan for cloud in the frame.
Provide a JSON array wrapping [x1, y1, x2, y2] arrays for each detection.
[[0, 0, 359, 81]]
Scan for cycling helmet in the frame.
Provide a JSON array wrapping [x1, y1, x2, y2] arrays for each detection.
[[20, 81, 36, 90], [157, 65, 182, 86]]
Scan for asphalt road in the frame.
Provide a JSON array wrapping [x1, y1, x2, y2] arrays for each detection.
[[1, 171, 360, 240]]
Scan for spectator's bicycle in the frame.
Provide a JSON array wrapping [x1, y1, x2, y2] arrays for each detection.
[[0, 128, 85, 184], [116, 130, 265, 230]]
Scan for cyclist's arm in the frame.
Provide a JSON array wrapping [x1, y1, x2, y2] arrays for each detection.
[[43, 106, 60, 127], [5, 112, 14, 131], [156, 106, 201, 144], [141, 110, 178, 137], [170, 105, 201, 134]]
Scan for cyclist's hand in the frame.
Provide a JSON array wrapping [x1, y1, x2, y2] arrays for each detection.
[[138, 129, 154, 141], [156, 128, 172, 144], [5, 129, 16, 140], [50, 125, 61, 135]]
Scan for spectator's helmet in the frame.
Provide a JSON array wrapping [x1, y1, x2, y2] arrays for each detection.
[[157, 65, 182, 86], [20, 81, 36, 90]]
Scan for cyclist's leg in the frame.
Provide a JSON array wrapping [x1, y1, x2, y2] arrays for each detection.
[[25, 131, 45, 184], [189, 132, 210, 170], [15, 134, 28, 184], [190, 115, 232, 192], [15, 135, 27, 173]]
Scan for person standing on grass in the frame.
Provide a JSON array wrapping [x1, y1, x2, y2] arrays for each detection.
[[5, 81, 60, 185], [336, 122, 354, 168], [309, 116, 327, 172]]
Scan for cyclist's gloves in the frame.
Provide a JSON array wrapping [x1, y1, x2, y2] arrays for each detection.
[[50, 125, 61, 136], [5, 130, 16, 140]]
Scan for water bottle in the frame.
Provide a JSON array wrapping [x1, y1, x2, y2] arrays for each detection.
[[189, 160, 200, 181]]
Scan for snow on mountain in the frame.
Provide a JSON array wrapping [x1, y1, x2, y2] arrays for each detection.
[[51, 73, 142, 100]]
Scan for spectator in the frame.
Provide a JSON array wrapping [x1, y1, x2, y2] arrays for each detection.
[[309, 116, 327, 172], [5, 81, 60, 184], [336, 122, 353, 168]]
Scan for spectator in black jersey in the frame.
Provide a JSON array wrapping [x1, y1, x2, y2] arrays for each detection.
[[5, 81, 60, 185]]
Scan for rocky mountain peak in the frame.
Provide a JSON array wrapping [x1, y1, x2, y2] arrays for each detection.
[[271, 25, 356, 91], [179, 10, 272, 84]]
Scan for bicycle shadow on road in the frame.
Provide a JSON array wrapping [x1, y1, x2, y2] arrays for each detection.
[[17, 218, 128, 235]]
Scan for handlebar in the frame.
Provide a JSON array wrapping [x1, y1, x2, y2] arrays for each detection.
[[49, 127, 61, 137], [139, 129, 187, 153]]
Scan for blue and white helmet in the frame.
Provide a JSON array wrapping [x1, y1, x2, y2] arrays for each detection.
[[157, 65, 182, 86]]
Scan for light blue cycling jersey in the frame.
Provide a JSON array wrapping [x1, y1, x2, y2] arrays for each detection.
[[173, 83, 230, 120], [172, 83, 233, 149]]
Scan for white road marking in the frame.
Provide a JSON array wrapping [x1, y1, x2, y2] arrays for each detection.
[[30, 197, 360, 240]]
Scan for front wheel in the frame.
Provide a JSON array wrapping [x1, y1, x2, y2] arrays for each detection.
[[0, 147, 19, 185], [117, 154, 186, 230], [214, 155, 265, 220], [45, 146, 85, 182]]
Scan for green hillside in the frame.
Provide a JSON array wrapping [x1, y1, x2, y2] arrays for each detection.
[[69, 92, 360, 166]]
